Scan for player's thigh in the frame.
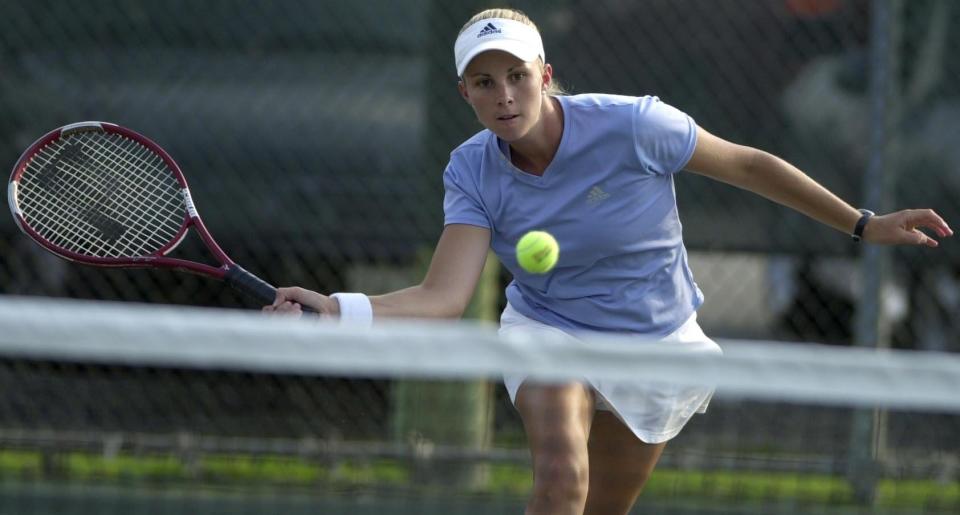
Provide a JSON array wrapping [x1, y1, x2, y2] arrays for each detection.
[[584, 411, 666, 515], [515, 382, 595, 458]]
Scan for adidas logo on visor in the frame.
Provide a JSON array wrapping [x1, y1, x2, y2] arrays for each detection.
[[476, 22, 502, 38]]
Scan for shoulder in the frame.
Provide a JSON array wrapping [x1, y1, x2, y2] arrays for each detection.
[[445, 129, 495, 184], [561, 93, 639, 113], [559, 94, 642, 139], [633, 95, 692, 124], [561, 94, 686, 132], [450, 129, 493, 164], [565, 94, 688, 119]]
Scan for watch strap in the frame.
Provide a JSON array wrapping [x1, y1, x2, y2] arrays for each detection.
[[852, 209, 874, 243]]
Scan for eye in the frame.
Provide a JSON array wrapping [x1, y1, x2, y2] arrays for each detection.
[[475, 78, 493, 88], [510, 72, 527, 82]]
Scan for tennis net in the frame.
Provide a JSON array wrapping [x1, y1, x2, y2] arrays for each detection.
[[0, 295, 958, 514]]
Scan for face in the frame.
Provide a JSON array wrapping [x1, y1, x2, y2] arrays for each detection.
[[458, 50, 552, 142]]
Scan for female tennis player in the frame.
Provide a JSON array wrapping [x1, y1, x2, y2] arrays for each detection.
[[265, 8, 952, 515]]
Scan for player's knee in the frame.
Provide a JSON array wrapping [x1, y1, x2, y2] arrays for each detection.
[[531, 454, 589, 503]]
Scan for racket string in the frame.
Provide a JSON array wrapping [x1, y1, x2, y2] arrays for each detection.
[[83, 135, 184, 251], [79, 134, 183, 255], [18, 132, 185, 258], [24, 145, 131, 254], [25, 141, 135, 255]]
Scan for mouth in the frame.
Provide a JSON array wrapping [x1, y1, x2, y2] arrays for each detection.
[[496, 114, 520, 121]]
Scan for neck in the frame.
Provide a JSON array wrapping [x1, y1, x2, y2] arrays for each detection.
[[510, 95, 563, 175]]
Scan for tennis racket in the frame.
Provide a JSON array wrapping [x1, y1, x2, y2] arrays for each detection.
[[7, 121, 286, 307]]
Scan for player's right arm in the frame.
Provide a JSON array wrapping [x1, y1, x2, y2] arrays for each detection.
[[265, 224, 491, 319]]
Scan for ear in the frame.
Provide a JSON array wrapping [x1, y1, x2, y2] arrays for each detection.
[[457, 80, 471, 104], [541, 63, 553, 92]]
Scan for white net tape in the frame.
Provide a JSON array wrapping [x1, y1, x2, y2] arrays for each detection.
[[2, 295, 959, 411]]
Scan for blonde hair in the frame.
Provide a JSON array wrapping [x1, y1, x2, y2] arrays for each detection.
[[458, 8, 565, 96]]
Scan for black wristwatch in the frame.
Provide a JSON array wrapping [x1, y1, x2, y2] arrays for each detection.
[[851, 209, 874, 243]]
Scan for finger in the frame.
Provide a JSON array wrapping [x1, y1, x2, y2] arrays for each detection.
[[924, 209, 954, 237], [911, 209, 953, 237], [272, 287, 300, 307], [285, 302, 304, 319], [278, 300, 301, 311], [262, 303, 289, 316], [277, 287, 309, 304], [923, 221, 951, 239], [913, 229, 938, 248], [269, 301, 304, 317]]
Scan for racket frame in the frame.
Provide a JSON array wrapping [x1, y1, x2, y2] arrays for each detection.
[[8, 121, 280, 304]]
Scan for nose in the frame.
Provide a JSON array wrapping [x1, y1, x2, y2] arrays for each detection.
[[496, 83, 514, 106]]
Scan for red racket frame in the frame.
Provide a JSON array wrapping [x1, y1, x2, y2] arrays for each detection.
[[8, 121, 280, 305]]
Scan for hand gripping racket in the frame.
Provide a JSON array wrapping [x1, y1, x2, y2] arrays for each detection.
[[7, 121, 285, 306]]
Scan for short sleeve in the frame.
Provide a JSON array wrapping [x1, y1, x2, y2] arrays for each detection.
[[633, 96, 697, 175], [442, 160, 491, 229]]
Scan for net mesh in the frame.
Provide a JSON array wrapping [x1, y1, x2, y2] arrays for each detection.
[[1, 296, 958, 515], [15, 130, 184, 257]]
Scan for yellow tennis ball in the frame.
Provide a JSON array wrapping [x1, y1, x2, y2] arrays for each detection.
[[516, 231, 559, 274]]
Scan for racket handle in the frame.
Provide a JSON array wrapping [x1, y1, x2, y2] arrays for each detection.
[[224, 265, 318, 314], [223, 265, 316, 313], [225, 265, 279, 304]]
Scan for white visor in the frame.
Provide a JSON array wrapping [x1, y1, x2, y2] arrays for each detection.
[[454, 18, 545, 77]]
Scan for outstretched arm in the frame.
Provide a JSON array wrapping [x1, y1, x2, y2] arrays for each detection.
[[264, 224, 492, 319], [685, 126, 953, 247]]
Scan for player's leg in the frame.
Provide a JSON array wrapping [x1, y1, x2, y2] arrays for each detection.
[[515, 381, 595, 515], [583, 410, 667, 515]]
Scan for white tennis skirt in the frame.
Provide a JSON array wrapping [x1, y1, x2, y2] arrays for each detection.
[[499, 303, 722, 444]]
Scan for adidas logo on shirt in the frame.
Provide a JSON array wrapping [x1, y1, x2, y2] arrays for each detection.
[[587, 186, 611, 203], [476, 22, 502, 38]]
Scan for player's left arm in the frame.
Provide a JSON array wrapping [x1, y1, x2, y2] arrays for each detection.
[[684, 125, 953, 247]]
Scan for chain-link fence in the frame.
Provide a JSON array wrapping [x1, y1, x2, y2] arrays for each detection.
[[2, 2, 959, 512], [2, 0, 958, 349]]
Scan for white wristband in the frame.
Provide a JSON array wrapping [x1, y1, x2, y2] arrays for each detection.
[[330, 292, 373, 326]]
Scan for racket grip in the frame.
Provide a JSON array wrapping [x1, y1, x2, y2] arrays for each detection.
[[225, 265, 278, 305], [224, 265, 318, 314]]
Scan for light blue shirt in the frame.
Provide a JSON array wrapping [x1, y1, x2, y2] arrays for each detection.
[[443, 94, 703, 336]]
